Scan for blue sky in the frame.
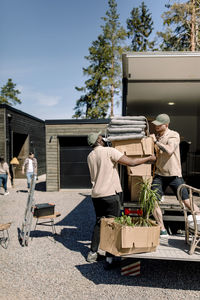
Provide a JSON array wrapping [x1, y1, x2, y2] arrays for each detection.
[[1, 0, 170, 120]]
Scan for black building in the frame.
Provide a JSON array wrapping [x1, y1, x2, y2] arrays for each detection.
[[0, 104, 46, 177]]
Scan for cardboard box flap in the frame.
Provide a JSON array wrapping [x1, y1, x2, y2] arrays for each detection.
[[125, 137, 154, 156], [124, 140, 144, 155], [100, 218, 122, 256], [112, 137, 154, 156], [127, 164, 152, 176], [121, 226, 160, 248], [141, 137, 154, 155]]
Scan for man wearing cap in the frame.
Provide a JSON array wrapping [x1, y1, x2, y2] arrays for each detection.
[[86, 132, 156, 265], [151, 113, 200, 236]]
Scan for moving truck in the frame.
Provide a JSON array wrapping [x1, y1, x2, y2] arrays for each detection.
[[120, 51, 200, 241]]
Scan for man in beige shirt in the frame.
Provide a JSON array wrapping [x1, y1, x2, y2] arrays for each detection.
[[87, 132, 156, 265], [151, 114, 200, 236]]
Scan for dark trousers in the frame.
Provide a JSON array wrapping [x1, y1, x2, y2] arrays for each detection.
[[152, 175, 189, 200], [90, 194, 121, 253], [0, 174, 8, 192]]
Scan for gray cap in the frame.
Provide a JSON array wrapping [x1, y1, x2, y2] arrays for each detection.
[[152, 114, 170, 126], [87, 131, 101, 146]]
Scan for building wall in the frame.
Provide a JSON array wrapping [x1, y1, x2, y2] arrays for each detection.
[[0, 105, 46, 176], [0, 108, 5, 158], [45, 122, 109, 191], [197, 108, 200, 152]]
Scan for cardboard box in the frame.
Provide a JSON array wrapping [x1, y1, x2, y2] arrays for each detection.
[[112, 137, 154, 156], [128, 175, 152, 202], [127, 162, 152, 176], [100, 218, 160, 256]]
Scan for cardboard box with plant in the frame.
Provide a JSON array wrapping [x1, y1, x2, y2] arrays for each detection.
[[100, 179, 160, 256]]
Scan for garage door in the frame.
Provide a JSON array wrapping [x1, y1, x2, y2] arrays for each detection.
[[59, 136, 92, 188]]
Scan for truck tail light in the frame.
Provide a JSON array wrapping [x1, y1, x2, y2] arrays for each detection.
[[124, 208, 143, 216]]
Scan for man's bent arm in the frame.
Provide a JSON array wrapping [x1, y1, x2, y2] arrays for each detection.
[[118, 155, 156, 167], [156, 137, 179, 155]]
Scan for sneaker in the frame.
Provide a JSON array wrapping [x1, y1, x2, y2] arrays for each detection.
[[160, 229, 168, 237], [86, 251, 98, 263], [4, 191, 9, 196]]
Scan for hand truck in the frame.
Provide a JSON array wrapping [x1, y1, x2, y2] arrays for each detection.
[[19, 175, 37, 246]]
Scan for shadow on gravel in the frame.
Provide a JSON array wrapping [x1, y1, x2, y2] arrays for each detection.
[[51, 194, 200, 290], [30, 230, 55, 239], [76, 259, 200, 290], [16, 189, 29, 193], [15, 180, 46, 193], [35, 181, 46, 192], [54, 195, 95, 260]]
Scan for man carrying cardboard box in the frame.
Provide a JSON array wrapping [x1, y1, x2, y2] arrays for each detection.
[[151, 113, 200, 236], [86, 132, 156, 267]]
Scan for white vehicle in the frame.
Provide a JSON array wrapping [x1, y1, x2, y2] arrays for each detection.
[[121, 52, 200, 261]]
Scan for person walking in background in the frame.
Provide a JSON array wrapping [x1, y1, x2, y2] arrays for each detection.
[[0, 157, 11, 195], [22, 152, 37, 190], [86, 132, 156, 267], [151, 113, 200, 237]]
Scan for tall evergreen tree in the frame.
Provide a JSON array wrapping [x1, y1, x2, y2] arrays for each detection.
[[0, 78, 21, 106], [157, 0, 200, 51], [101, 0, 127, 117], [126, 2, 155, 51], [73, 35, 110, 119], [73, 0, 126, 119]]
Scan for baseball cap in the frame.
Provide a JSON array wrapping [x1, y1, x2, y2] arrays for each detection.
[[87, 131, 101, 146], [152, 114, 170, 126]]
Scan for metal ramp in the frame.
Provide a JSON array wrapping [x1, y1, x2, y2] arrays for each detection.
[[124, 235, 200, 262], [19, 175, 37, 246]]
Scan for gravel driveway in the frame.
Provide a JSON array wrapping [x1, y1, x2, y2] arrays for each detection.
[[0, 176, 200, 300]]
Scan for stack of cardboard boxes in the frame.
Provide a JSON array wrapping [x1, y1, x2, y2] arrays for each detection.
[[112, 137, 154, 202], [99, 135, 160, 256]]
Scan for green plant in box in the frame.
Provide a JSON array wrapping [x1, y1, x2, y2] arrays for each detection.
[[114, 212, 135, 226], [115, 179, 160, 227], [138, 178, 160, 226]]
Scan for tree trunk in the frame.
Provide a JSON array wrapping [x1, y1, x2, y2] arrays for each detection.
[[111, 84, 114, 117], [191, 0, 196, 51], [110, 54, 114, 117]]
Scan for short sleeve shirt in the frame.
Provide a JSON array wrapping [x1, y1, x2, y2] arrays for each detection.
[[155, 129, 182, 177], [87, 146, 123, 198], [27, 159, 34, 172], [0, 162, 9, 174]]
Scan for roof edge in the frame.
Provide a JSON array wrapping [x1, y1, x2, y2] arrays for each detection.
[[45, 119, 111, 125], [0, 104, 44, 123], [122, 51, 200, 58]]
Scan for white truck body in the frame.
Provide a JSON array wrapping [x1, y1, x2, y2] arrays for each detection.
[[121, 52, 200, 260]]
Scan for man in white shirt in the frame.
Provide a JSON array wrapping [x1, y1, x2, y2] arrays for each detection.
[[22, 152, 37, 190], [87, 132, 156, 266]]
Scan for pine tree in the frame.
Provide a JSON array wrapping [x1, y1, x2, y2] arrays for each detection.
[[126, 1, 155, 51], [101, 0, 127, 117], [73, 35, 110, 119], [0, 78, 21, 106], [73, 0, 127, 119], [157, 0, 200, 51]]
